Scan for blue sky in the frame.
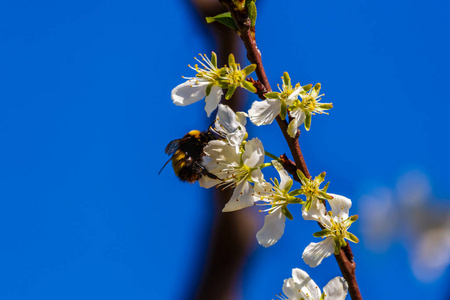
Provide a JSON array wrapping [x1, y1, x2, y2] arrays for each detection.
[[1, 0, 449, 299]]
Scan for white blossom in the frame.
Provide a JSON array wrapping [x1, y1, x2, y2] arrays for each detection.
[[277, 268, 348, 300], [171, 53, 224, 117], [201, 138, 265, 212], [302, 194, 359, 267], [255, 161, 300, 247]]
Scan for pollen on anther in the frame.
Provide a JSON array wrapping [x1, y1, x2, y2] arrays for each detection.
[[236, 199, 239, 201]]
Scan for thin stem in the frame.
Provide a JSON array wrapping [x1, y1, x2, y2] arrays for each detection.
[[264, 150, 279, 161], [219, 1, 363, 299]]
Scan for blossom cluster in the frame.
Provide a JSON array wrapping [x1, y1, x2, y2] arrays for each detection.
[[169, 51, 359, 296]]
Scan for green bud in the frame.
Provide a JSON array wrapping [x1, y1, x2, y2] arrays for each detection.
[[225, 85, 237, 100], [319, 103, 333, 110], [242, 64, 256, 76], [210, 51, 217, 68], [280, 100, 287, 120], [304, 112, 311, 131], [313, 82, 321, 93], [313, 229, 331, 238], [285, 179, 293, 192], [289, 188, 304, 197], [264, 92, 279, 99], [302, 84, 312, 92], [349, 215, 359, 222], [346, 232, 359, 244], [334, 240, 341, 255], [304, 199, 312, 212], [318, 190, 333, 200], [282, 206, 294, 220], [205, 83, 213, 97], [282, 72, 291, 88], [322, 181, 330, 193], [242, 80, 257, 93], [296, 169, 307, 181], [228, 53, 236, 68], [317, 171, 326, 182]]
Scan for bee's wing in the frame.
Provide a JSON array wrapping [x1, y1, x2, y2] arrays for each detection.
[[165, 138, 181, 155]]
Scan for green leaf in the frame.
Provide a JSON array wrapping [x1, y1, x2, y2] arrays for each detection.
[[247, 1, 257, 27], [296, 169, 307, 181], [282, 206, 294, 220], [205, 12, 238, 30]]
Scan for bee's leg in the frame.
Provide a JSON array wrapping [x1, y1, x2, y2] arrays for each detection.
[[196, 162, 220, 180]]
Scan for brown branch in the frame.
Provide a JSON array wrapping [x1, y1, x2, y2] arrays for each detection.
[[219, 1, 363, 299]]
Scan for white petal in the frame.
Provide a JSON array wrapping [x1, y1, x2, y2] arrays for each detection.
[[227, 129, 246, 151], [216, 104, 239, 133], [222, 181, 254, 212], [198, 175, 220, 189], [302, 237, 335, 267], [290, 107, 306, 123], [242, 138, 265, 168], [302, 200, 331, 228], [282, 278, 300, 299], [235, 111, 248, 127], [256, 207, 286, 247], [253, 180, 273, 198], [291, 268, 321, 300], [204, 85, 223, 117], [171, 79, 208, 106], [328, 193, 352, 222], [322, 277, 348, 300], [203, 140, 240, 165], [285, 86, 303, 105], [248, 99, 281, 125]]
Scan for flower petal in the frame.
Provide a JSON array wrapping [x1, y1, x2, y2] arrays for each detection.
[[328, 193, 352, 222], [242, 138, 265, 168], [282, 278, 299, 299], [302, 199, 331, 227], [171, 79, 208, 106], [302, 237, 335, 267], [291, 268, 321, 300], [216, 104, 240, 133], [198, 175, 220, 189], [286, 86, 304, 105], [322, 277, 348, 300], [222, 181, 254, 212], [256, 207, 286, 247], [248, 99, 281, 125], [204, 85, 223, 117]]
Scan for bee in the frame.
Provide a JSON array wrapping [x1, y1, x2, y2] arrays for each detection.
[[159, 129, 221, 183]]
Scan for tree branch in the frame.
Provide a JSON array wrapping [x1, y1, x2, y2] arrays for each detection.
[[219, 1, 363, 299]]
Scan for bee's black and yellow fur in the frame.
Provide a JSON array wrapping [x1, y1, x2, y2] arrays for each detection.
[[160, 130, 220, 183]]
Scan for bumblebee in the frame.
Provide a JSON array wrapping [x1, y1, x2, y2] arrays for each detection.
[[159, 130, 221, 183]]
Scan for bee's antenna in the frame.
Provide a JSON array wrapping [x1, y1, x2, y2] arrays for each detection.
[[158, 157, 173, 175]]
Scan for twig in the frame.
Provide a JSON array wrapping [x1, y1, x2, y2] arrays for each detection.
[[219, 1, 363, 299]]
